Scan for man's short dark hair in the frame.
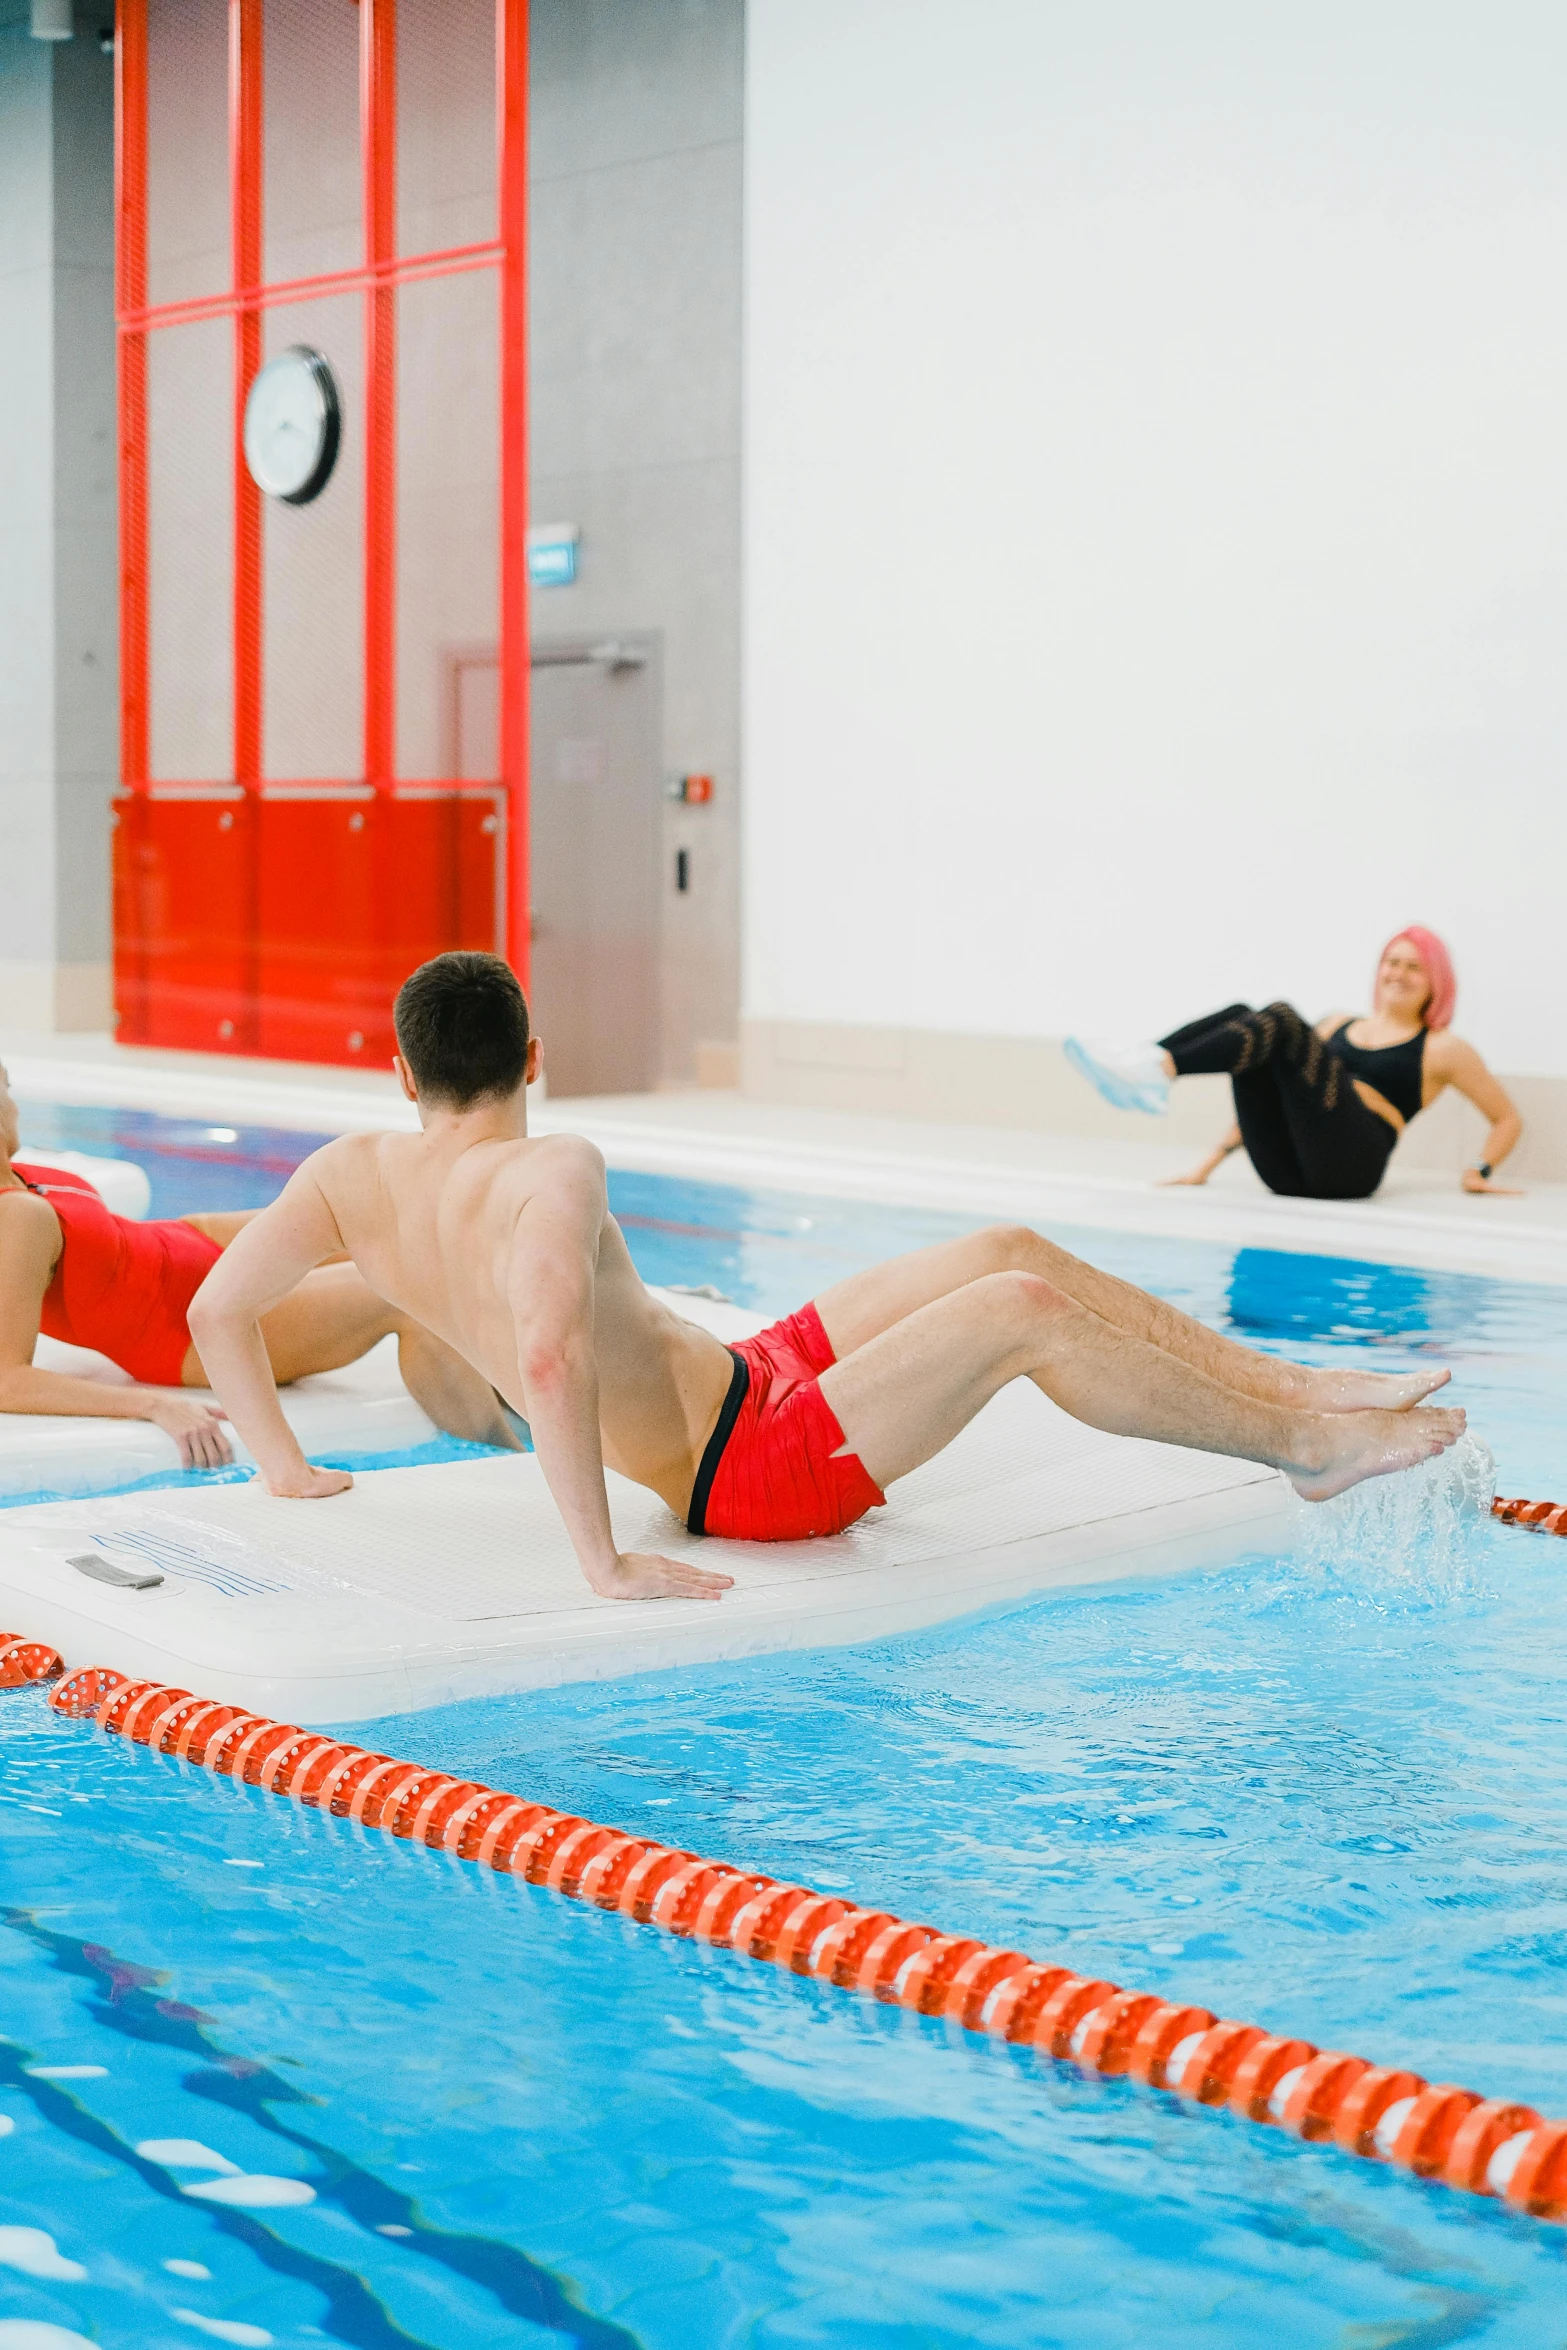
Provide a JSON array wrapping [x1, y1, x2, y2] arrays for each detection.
[[393, 952, 531, 1108]]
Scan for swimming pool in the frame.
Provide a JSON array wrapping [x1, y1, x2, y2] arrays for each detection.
[[3, 1107, 1567, 2343]]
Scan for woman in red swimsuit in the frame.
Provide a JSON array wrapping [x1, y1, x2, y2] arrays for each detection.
[[0, 1063, 513, 1468]]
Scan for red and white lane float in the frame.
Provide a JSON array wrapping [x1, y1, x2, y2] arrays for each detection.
[[1492, 1495, 1567, 1537], [49, 1662, 1567, 2228], [0, 1631, 61, 1687]]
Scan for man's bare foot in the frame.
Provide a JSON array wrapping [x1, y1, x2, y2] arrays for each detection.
[[1294, 1362, 1452, 1414], [586, 1551, 735, 1603], [1287, 1405, 1467, 1503]]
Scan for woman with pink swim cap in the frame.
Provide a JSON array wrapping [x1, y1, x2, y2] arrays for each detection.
[[1065, 928, 1522, 1201]]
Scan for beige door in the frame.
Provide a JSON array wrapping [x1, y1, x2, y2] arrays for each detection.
[[456, 642, 660, 1096]]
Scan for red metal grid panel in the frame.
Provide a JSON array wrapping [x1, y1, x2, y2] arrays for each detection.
[[262, 0, 361, 286], [115, 0, 526, 1064], [397, 0, 498, 255], [144, 0, 229, 310], [230, 0, 263, 795], [260, 294, 365, 784], [145, 319, 234, 783], [498, 0, 530, 984], [395, 270, 500, 780], [362, 0, 398, 793], [116, 0, 149, 795]]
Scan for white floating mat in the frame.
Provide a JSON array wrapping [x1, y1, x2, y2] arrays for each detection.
[[0, 1367, 1293, 1722], [0, 1286, 749, 1506], [0, 1147, 440, 1500], [2, 1335, 439, 1506]]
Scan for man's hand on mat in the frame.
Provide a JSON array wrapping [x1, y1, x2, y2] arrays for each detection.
[[586, 1551, 735, 1603], [1461, 1168, 1524, 1196], [263, 1464, 354, 1500], [149, 1396, 234, 1471]]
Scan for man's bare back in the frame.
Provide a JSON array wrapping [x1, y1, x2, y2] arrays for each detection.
[[189, 952, 1469, 1610], [306, 1126, 737, 1516], [190, 1047, 741, 1599]]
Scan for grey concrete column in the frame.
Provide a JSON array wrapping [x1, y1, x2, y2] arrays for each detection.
[[0, 0, 115, 1035], [530, 0, 743, 1088]]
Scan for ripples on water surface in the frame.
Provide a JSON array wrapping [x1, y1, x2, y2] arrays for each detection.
[[4, 1109, 1567, 2343]]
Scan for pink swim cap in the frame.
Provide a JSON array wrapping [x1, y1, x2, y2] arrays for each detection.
[[1380, 926, 1456, 1030]]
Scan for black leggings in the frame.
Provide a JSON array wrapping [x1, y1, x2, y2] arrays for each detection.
[[1158, 1002, 1397, 1201]]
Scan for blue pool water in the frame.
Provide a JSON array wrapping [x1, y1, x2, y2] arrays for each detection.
[[4, 1108, 1567, 2343], [15, 1104, 319, 1221]]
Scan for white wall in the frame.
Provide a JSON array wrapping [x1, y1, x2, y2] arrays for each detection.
[[743, 0, 1567, 1077]]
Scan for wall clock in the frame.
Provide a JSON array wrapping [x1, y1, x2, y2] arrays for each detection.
[[242, 346, 341, 505]]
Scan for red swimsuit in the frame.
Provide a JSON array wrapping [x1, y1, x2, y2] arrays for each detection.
[[687, 1301, 885, 1543], [16, 1161, 222, 1387]]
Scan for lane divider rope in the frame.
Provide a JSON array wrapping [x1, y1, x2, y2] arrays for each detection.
[[0, 1633, 62, 1689], [46, 1663, 1567, 2226], [1493, 1495, 1567, 1536]]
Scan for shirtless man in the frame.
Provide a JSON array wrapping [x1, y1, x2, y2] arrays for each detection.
[[189, 953, 1467, 1603]]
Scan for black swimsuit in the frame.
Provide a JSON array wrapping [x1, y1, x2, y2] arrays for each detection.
[[1324, 1020, 1426, 1121], [1157, 1003, 1424, 1202]]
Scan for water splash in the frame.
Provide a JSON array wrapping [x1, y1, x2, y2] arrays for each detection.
[[1285, 1431, 1496, 1601]]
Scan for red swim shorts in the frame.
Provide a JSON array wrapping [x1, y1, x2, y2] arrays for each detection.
[[687, 1300, 885, 1543]]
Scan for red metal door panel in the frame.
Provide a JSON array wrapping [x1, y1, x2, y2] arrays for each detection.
[[457, 795, 504, 949], [114, 0, 528, 1066], [378, 796, 500, 1021], [380, 796, 459, 981], [252, 795, 498, 1066], [114, 796, 256, 1054], [111, 798, 148, 1044], [255, 799, 382, 1063]]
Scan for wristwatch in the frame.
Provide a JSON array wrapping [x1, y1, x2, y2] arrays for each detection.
[[1470, 1162, 1493, 1181]]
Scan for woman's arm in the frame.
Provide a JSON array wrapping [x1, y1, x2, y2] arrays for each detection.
[[1159, 1122, 1244, 1188], [0, 1193, 231, 1466], [1426, 1034, 1524, 1193]]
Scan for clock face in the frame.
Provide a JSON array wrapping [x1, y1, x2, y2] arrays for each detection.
[[242, 346, 341, 505]]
